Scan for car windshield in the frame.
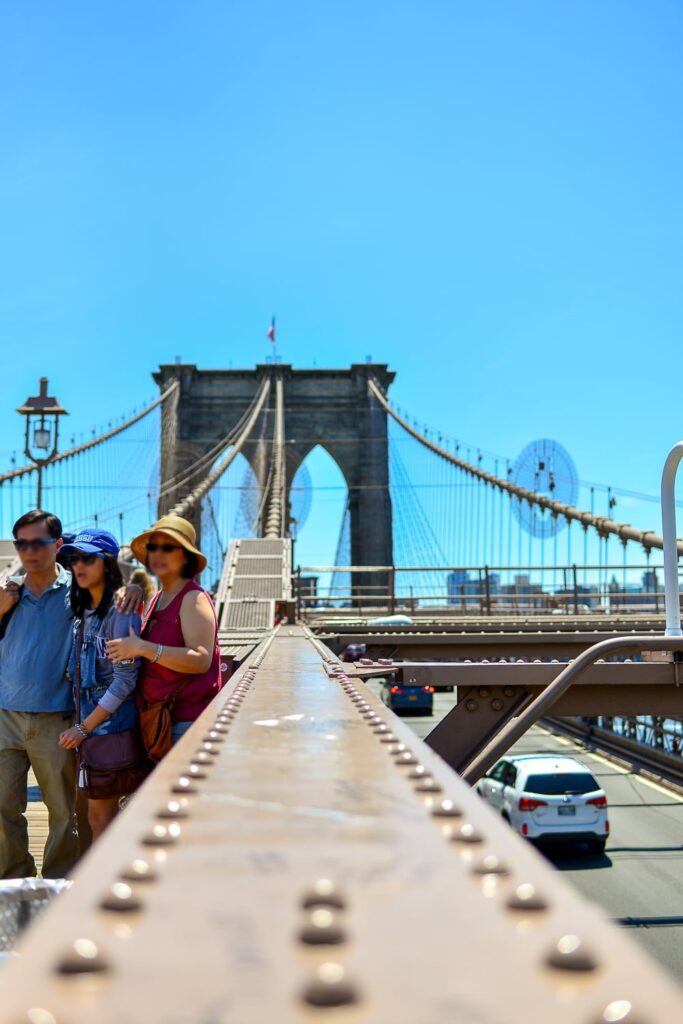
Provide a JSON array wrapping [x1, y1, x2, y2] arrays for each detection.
[[523, 772, 599, 796]]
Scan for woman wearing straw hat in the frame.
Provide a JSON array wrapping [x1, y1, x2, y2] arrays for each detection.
[[105, 515, 221, 751]]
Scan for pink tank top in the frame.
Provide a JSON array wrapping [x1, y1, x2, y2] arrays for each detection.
[[140, 581, 222, 723]]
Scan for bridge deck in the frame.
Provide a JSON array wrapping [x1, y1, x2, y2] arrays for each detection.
[[4, 627, 682, 1021]]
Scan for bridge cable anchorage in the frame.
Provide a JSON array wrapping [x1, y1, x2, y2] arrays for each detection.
[[264, 374, 286, 538], [168, 376, 271, 519], [369, 378, 683, 557], [0, 380, 180, 486]]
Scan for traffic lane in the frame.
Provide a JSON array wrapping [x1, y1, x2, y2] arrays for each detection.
[[514, 728, 683, 983], [366, 682, 683, 984]]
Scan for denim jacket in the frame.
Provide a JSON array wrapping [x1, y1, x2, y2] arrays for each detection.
[[68, 605, 141, 714]]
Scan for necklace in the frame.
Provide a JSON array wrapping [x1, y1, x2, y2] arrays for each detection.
[[156, 580, 186, 612]]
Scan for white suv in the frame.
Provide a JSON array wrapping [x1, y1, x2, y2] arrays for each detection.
[[475, 754, 609, 852]]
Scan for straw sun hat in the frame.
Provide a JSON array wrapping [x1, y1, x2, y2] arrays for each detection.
[[130, 514, 207, 574]]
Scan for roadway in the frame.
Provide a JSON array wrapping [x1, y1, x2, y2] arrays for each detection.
[[368, 681, 683, 985]]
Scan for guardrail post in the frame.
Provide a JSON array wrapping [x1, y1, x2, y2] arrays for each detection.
[[484, 565, 491, 615], [572, 564, 579, 614], [388, 566, 395, 614], [661, 441, 683, 635]]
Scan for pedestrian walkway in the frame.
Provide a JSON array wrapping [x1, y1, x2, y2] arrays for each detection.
[[26, 769, 48, 876]]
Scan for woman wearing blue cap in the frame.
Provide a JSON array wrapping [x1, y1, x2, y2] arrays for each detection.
[[57, 529, 148, 840]]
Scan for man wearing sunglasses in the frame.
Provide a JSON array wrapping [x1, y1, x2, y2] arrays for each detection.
[[0, 510, 141, 879]]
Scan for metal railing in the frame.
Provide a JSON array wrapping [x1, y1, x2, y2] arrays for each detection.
[[295, 563, 671, 616]]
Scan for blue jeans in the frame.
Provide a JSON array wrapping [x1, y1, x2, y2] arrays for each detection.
[[171, 721, 193, 744]]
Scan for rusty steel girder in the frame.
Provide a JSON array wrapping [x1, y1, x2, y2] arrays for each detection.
[[0, 627, 681, 1022]]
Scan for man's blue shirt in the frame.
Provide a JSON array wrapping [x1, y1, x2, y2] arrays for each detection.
[[0, 567, 74, 712]]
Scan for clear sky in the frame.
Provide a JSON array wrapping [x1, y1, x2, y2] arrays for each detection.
[[1, 2, 682, 563]]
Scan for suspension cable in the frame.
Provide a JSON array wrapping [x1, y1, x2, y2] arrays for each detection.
[[264, 375, 286, 538], [369, 378, 682, 556], [169, 377, 271, 519], [0, 381, 179, 486]]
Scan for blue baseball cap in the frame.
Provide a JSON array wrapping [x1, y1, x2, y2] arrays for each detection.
[[61, 529, 120, 559]]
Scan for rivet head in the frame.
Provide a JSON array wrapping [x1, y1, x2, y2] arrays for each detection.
[[450, 823, 484, 844], [490, 698, 504, 712], [156, 800, 188, 819], [431, 799, 462, 819], [389, 743, 408, 755], [471, 854, 509, 876], [299, 909, 346, 945], [187, 764, 207, 778], [172, 776, 197, 795], [465, 699, 479, 712], [191, 751, 214, 764], [99, 882, 142, 913], [120, 859, 157, 883], [373, 724, 389, 734], [415, 777, 443, 793], [503, 686, 516, 697], [302, 962, 359, 1008], [379, 734, 397, 743], [141, 823, 180, 846], [594, 1001, 644, 1023], [506, 883, 548, 911], [56, 938, 109, 975], [200, 742, 220, 754], [301, 879, 346, 910], [478, 687, 490, 698], [204, 731, 225, 742], [21, 1011, 58, 1024], [395, 752, 418, 766], [546, 934, 598, 971]]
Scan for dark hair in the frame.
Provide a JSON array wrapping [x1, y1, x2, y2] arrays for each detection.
[[70, 554, 123, 619], [145, 549, 200, 580], [13, 509, 62, 539], [181, 552, 201, 579]]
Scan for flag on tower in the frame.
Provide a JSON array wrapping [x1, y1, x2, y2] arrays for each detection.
[[267, 316, 276, 343]]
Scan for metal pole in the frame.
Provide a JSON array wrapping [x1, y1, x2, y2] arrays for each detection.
[[661, 441, 683, 635], [572, 563, 579, 614], [484, 565, 491, 615], [36, 463, 43, 509]]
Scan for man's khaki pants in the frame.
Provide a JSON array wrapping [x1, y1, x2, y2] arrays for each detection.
[[0, 709, 79, 878]]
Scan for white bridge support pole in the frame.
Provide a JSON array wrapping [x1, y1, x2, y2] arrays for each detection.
[[661, 441, 683, 636]]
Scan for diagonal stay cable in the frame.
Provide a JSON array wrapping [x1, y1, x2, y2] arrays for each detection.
[[169, 377, 271, 518]]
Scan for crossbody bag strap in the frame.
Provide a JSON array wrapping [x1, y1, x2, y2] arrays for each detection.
[[0, 583, 24, 642]]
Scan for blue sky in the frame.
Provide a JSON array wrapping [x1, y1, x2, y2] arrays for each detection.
[[1, 2, 682, 563]]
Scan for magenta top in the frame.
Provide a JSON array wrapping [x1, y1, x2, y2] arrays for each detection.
[[140, 580, 221, 723]]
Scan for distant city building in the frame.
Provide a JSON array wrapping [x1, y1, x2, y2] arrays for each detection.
[[298, 575, 319, 609]]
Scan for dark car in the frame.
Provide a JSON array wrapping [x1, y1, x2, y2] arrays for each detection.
[[381, 678, 434, 715], [341, 643, 367, 663]]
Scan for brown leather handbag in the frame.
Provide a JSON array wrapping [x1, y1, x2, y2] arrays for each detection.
[[136, 676, 194, 763]]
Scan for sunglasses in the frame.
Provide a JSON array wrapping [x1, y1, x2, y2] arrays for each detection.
[[70, 552, 100, 566], [146, 542, 182, 554], [14, 538, 58, 552]]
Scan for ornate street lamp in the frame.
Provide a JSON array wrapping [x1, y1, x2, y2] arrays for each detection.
[[16, 377, 68, 509]]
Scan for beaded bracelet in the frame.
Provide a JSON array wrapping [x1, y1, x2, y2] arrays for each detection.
[[75, 723, 89, 740], [150, 643, 163, 665]]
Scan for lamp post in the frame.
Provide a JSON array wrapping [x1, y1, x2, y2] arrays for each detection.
[[16, 378, 68, 509]]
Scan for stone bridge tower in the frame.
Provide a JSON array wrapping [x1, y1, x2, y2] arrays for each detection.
[[153, 362, 395, 586]]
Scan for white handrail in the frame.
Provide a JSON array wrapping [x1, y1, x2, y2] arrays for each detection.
[[661, 441, 683, 635]]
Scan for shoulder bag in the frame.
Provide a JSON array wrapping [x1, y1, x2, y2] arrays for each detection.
[[75, 619, 149, 799], [136, 675, 195, 763]]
